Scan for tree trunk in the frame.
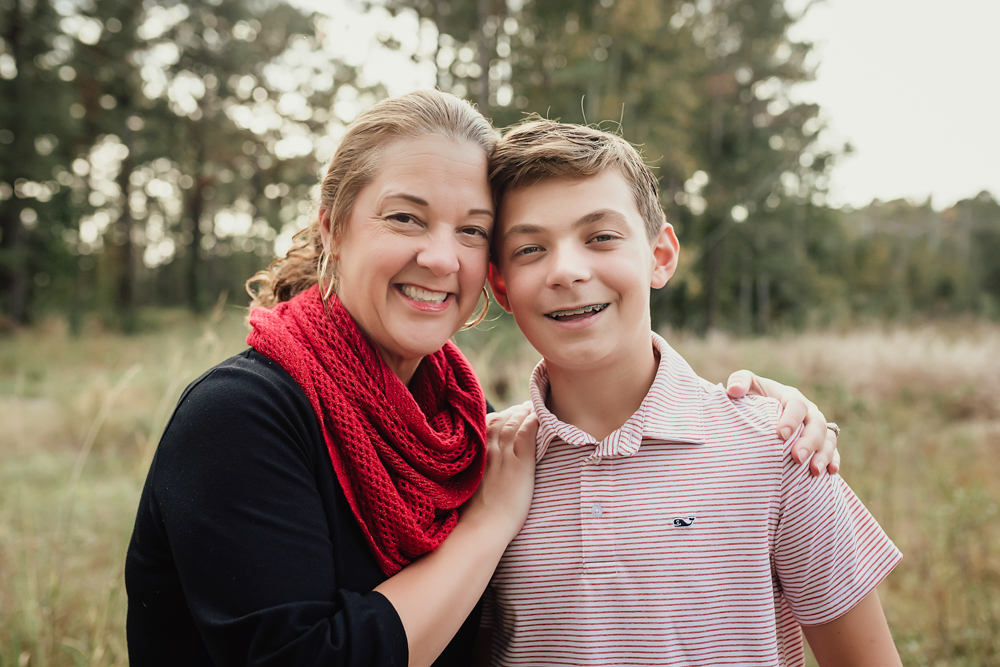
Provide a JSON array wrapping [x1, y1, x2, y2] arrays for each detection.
[[756, 271, 770, 333], [477, 0, 491, 116], [187, 120, 207, 313], [432, 1, 445, 90], [116, 104, 137, 331], [1, 0, 30, 324], [739, 270, 752, 334], [704, 232, 724, 331], [702, 59, 727, 331]]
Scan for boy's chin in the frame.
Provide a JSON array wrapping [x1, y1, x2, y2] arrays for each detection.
[[530, 341, 614, 372]]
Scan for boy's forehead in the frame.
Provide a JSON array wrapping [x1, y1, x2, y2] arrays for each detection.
[[496, 169, 638, 235]]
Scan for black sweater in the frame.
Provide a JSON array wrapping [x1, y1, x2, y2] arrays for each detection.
[[125, 349, 481, 666]]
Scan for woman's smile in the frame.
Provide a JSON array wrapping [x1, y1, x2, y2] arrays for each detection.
[[397, 283, 453, 310], [332, 135, 493, 382]]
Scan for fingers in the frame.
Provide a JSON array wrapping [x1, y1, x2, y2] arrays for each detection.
[[495, 403, 531, 447], [744, 374, 781, 399], [777, 396, 809, 443], [513, 411, 539, 463], [475, 403, 537, 536], [789, 401, 833, 475], [809, 425, 839, 476], [829, 448, 841, 475], [486, 403, 529, 452], [488, 402, 533, 446], [726, 370, 755, 399], [727, 371, 841, 477]]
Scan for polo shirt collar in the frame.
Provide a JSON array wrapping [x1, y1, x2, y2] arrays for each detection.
[[529, 332, 707, 462]]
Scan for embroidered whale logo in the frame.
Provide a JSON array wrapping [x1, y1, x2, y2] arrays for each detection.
[[672, 517, 696, 527]]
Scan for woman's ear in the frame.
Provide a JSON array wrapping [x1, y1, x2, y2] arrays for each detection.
[[650, 223, 680, 289], [488, 264, 513, 313], [318, 208, 335, 256]]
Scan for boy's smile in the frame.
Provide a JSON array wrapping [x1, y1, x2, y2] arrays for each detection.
[[490, 169, 678, 374], [545, 302, 609, 321]]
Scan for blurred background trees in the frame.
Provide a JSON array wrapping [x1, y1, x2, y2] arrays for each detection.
[[1, 0, 375, 331], [2, 0, 999, 333]]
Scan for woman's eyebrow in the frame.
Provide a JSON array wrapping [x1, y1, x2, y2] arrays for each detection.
[[383, 193, 493, 219], [383, 192, 428, 207]]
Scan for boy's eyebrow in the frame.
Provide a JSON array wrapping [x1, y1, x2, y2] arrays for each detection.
[[501, 209, 621, 243], [501, 222, 545, 242], [383, 192, 493, 218]]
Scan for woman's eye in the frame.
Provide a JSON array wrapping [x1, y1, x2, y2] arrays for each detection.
[[388, 213, 418, 225], [461, 226, 489, 239]]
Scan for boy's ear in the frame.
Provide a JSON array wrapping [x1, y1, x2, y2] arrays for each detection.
[[488, 263, 514, 313], [650, 223, 680, 289]]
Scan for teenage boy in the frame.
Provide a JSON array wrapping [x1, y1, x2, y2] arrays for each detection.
[[480, 120, 902, 666]]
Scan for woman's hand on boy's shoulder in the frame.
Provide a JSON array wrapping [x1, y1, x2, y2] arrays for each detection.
[[726, 370, 840, 477], [463, 402, 538, 541]]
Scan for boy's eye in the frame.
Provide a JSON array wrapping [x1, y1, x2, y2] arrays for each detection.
[[513, 245, 542, 257], [591, 233, 616, 243]]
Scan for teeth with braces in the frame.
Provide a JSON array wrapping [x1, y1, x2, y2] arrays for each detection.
[[548, 303, 608, 318], [401, 285, 448, 304]]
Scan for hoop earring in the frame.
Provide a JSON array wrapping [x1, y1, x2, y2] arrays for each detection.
[[317, 251, 336, 304], [463, 285, 491, 329]]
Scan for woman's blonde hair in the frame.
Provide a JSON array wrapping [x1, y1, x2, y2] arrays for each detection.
[[247, 90, 498, 313]]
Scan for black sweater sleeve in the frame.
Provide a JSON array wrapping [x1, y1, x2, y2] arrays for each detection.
[[125, 351, 411, 667]]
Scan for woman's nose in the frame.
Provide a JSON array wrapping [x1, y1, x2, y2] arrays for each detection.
[[416, 229, 461, 276]]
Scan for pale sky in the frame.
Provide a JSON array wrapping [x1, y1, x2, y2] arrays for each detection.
[[306, 0, 1000, 210], [790, 0, 1000, 208]]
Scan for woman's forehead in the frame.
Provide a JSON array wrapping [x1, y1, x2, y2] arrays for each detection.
[[367, 136, 493, 212]]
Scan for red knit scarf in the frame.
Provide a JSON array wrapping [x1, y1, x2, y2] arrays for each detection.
[[247, 285, 487, 575]]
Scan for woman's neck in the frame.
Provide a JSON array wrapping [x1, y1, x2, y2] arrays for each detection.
[[375, 343, 423, 385]]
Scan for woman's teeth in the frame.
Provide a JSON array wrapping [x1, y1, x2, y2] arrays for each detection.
[[401, 285, 448, 304], [547, 303, 608, 319]]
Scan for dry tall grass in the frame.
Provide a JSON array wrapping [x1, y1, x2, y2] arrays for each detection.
[[0, 308, 249, 667], [2, 312, 999, 666]]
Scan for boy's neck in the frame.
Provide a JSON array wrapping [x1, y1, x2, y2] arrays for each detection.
[[544, 329, 659, 442]]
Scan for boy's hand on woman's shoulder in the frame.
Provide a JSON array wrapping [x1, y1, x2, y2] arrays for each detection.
[[726, 370, 840, 477]]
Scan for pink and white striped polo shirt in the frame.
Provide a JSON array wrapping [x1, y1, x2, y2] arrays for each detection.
[[485, 332, 901, 666]]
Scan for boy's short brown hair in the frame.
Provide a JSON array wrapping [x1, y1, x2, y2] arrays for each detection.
[[490, 119, 666, 243]]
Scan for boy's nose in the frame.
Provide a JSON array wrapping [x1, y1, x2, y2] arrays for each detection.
[[546, 245, 590, 288]]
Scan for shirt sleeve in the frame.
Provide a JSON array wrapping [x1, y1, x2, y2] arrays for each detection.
[[772, 435, 902, 626], [130, 358, 408, 667]]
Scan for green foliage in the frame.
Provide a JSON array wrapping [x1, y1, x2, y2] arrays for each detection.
[[1, 0, 371, 330], [2, 0, 997, 331], [385, 0, 999, 331], [845, 193, 1000, 319]]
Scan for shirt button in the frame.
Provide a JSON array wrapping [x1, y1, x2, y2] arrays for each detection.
[[591, 503, 603, 517], [592, 456, 602, 464]]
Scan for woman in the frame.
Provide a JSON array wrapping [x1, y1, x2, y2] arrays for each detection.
[[125, 90, 838, 667]]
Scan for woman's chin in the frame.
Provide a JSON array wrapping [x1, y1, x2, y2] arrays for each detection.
[[373, 326, 462, 380], [401, 332, 457, 359]]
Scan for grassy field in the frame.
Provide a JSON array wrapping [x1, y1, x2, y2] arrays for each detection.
[[1, 308, 999, 666]]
